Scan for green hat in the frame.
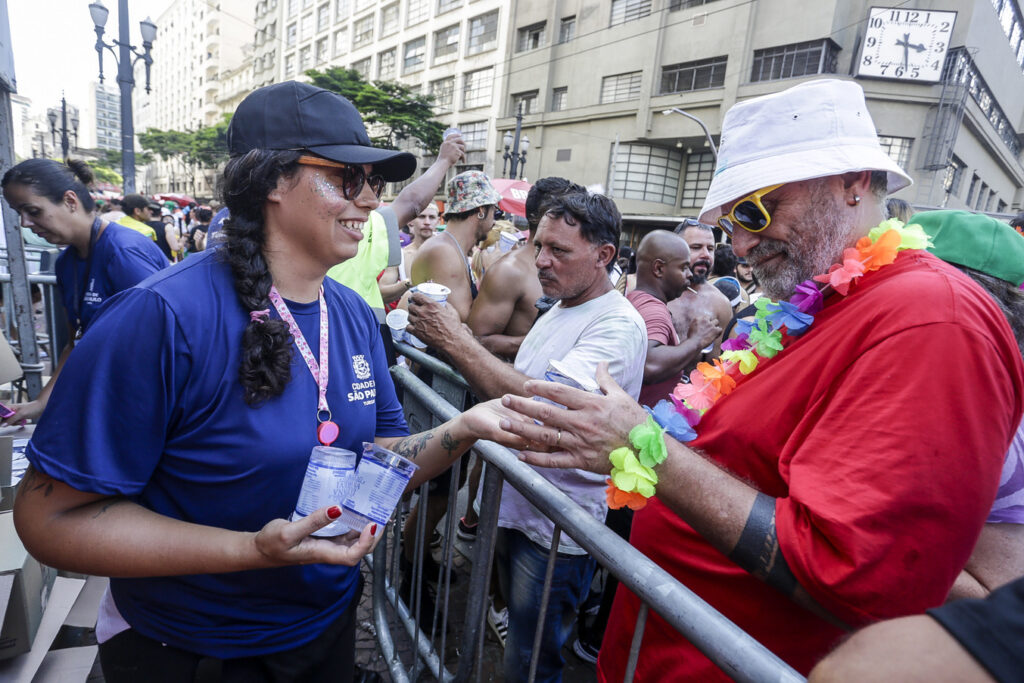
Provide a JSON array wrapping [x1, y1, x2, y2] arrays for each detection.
[[908, 210, 1024, 287]]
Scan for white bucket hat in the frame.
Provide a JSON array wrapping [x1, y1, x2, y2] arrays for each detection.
[[698, 78, 913, 224]]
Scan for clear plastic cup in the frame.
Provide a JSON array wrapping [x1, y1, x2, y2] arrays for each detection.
[[339, 443, 419, 536], [290, 446, 358, 537], [443, 127, 461, 140], [413, 282, 450, 304], [385, 309, 409, 343]]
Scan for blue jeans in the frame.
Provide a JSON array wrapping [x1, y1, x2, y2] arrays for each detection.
[[495, 528, 597, 683]]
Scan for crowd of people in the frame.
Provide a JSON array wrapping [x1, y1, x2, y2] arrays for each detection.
[[4, 75, 1024, 683]]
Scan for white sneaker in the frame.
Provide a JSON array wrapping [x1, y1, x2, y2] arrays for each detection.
[[487, 603, 508, 648]]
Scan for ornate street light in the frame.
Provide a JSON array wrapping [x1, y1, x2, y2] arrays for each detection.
[[661, 108, 718, 160], [502, 103, 530, 179], [47, 95, 79, 160], [89, 0, 157, 193]]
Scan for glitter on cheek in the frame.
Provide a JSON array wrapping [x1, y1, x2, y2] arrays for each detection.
[[309, 172, 349, 219]]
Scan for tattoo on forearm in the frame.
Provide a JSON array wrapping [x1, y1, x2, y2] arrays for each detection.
[[441, 430, 461, 460], [20, 467, 53, 498], [394, 430, 435, 461], [729, 492, 798, 595], [91, 499, 127, 519]]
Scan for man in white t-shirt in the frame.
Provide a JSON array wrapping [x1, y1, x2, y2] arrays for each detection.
[[407, 189, 647, 681]]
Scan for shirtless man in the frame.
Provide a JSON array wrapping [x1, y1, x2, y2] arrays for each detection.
[[378, 203, 439, 305], [468, 177, 582, 360], [667, 221, 733, 367], [410, 170, 501, 320]]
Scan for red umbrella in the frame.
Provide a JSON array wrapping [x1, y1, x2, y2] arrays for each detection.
[[154, 193, 197, 207], [490, 179, 532, 218]]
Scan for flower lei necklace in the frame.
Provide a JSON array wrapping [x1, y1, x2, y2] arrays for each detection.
[[605, 219, 933, 510]]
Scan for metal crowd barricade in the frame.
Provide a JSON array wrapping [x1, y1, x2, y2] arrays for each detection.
[[372, 343, 805, 683]]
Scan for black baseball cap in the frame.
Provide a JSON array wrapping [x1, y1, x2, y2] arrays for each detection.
[[227, 81, 416, 183]]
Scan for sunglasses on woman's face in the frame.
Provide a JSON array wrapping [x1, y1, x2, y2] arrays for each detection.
[[297, 155, 387, 200], [718, 183, 784, 237]]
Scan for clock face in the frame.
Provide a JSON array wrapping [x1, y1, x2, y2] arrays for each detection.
[[859, 7, 957, 82]]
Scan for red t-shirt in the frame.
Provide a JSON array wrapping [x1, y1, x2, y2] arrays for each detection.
[[599, 251, 1024, 681], [627, 289, 681, 408]]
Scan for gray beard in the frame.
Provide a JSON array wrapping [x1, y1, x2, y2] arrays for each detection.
[[749, 182, 853, 301]]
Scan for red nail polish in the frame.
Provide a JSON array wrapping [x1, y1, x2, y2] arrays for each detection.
[[327, 506, 342, 519], [370, 524, 378, 535]]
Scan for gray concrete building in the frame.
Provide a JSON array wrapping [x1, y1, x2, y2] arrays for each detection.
[[501, 0, 1024, 243]]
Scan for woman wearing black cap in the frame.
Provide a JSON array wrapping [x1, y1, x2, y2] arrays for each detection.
[[0, 158, 168, 426], [13, 82, 517, 681]]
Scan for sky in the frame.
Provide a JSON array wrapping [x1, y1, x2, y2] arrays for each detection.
[[8, 0, 173, 113]]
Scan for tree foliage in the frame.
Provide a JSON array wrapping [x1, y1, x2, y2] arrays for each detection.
[[305, 68, 443, 150], [138, 114, 232, 179]]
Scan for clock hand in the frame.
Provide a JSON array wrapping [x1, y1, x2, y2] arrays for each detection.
[[910, 41, 926, 52]]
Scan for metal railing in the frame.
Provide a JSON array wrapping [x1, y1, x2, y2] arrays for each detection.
[[372, 342, 805, 683]]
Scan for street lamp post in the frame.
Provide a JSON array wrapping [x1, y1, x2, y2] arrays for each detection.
[[502, 103, 530, 179], [89, 0, 157, 194], [47, 95, 79, 160], [661, 108, 718, 161]]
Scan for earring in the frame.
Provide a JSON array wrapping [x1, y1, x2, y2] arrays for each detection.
[[847, 195, 861, 206]]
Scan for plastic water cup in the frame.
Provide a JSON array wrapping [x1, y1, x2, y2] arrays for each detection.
[[443, 127, 461, 140], [406, 332, 428, 349], [498, 231, 518, 253], [413, 282, 450, 304], [290, 446, 358, 537], [338, 443, 419, 536], [532, 359, 601, 418], [385, 309, 409, 343]]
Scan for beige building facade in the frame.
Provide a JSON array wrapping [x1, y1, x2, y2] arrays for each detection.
[[251, 0, 514, 182], [501, 0, 1024, 243]]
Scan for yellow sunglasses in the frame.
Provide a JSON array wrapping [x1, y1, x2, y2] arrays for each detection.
[[718, 183, 784, 237]]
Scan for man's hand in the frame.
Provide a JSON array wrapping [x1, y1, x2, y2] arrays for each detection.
[[497, 362, 647, 472], [438, 133, 466, 166], [688, 313, 722, 349], [1, 400, 42, 427], [407, 292, 469, 351]]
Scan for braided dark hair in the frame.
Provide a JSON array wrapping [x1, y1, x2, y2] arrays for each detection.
[[220, 149, 301, 405]]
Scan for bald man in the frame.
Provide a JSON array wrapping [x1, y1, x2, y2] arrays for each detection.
[[627, 230, 721, 407]]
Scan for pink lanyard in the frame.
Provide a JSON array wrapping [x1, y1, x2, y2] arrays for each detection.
[[267, 285, 339, 446]]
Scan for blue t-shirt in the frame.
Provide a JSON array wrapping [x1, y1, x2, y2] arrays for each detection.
[[26, 249, 408, 658], [54, 221, 168, 335]]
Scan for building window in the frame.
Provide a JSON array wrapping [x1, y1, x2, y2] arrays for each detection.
[[670, 0, 718, 9], [551, 86, 567, 111], [378, 48, 396, 80], [877, 136, 914, 170], [601, 71, 643, 104], [286, 22, 297, 46], [285, 53, 296, 77], [433, 24, 460, 64], [438, 0, 462, 15], [467, 11, 499, 55], [300, 13, 313, 40], [316, 37, 328, 63], [299, 45, 311, 70], [991, 0, 1024, 74], [287, 0, 297, 16], [317, 3, 330, 32], [333, 27, 349, 56], [355, 0, 374, 11], [336, 0, 349, 21], [965, 173, 980, 206], [510, 90, 538, 116], [430, 76, 455, 110], [353, 15, 373, 48], [403, 36, 426, 73], [942, 154, 964, 196], [517, 22, 545, 52], [751, 39, 839, 82], [985, 189, 997, 212], [998, 199, 1008, 213], [407, 0, 429, 26], [611, 0, 652, 26], [459, 120, 487, 150], [302, 0, 312, 8], [559, 16, 576, 43], [680, 150, 714, 208], [381, 4, 399, 36], [611, 143, 682, 205], [975, 181, 988, 210], [352, 57, 371, 79], [463, 67, 494, 108], [660, 56, 727, 93]]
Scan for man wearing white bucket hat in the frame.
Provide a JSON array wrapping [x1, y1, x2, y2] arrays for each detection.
[[493, 79, 1024, 679]]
